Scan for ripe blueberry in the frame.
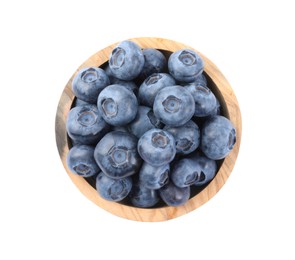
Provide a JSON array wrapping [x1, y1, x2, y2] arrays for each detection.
[[97, 84, 138, 126], [168, 49, 204, 83], [67, 145, 100, 177], [66, 104, 109, 145], [201, 115, 236, 160], [96, 172, 132, 202], [94, 131, 142, 179], [109, 40, 144, 80], [72, 67, 110, 104], [137, 128, 176, 166], [153, 85, 195, 127]]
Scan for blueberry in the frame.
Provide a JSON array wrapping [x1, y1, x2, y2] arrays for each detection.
[[168, 49, 204, 83], [171, 158, 200, 188], [94, 131, 142, 179], [96, 172, 132, 202], [164, 120, 200, 155], [153, 85, 195, 127], [138, 73, 176, 107], [201, 115, 236, 160], [184, 81, 217, 117], [67, 145, 100, 177], [139, 162, 169, 189], [97, 84, 138, 126], [159, 182, 190, 207], [129, 182, 160, 208], [192, 154, 217, 186], [128, 106, 163, 138], [109, 40, 144, 80], [66, 104, 109, 145], [139, 48, 166, 79], [137, 129, 176, 166], [72, 67, 110, 104]]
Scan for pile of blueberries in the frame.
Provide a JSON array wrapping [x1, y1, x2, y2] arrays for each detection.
[[66, 40, 236, 208]]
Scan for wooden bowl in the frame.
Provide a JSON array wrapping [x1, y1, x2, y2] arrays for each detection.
[[55, 37, 242, 222]]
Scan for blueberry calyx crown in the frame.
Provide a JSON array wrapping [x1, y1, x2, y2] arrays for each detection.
[[178, 50, 197, 66], [73, 164, 91, 176], [176, 138, 193, 152], [108, 146, 129, 168], [158, 169, 169, 186], [162, 95, 182, 113], [101, 98, 118, 118], [110, 47, 126, 68], [77, 109, 97, 127], [195, 85, 211, 94], [145, 73, 162, 86], [151, 131, 169, 148], [81, 68, 98, 83], [184, 172, 198, 186]]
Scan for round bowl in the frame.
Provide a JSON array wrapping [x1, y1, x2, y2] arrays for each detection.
[[55, 37, 242, 222]]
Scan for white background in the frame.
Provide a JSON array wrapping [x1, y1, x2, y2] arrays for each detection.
[[1, 0, 294, 259]]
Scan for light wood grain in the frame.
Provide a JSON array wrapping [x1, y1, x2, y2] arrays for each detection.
[[55, 37, 242, 222]]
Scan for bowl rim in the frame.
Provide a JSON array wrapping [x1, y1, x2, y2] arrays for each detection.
[[55, 37, 242, 222]]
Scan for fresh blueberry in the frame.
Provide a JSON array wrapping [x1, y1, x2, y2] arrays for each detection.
[[137, 128, 176, 166], [96, 171, 132, 202], [201, 115, 236, 160], [171, 158, 200, 188], [72, 67, 110, 104], [139, 162, 169, 189], [159, 182, 190, 207], [94, 131, 142, 179], [66, 104, 109, 145], [129, 182, 160, 208], [138, 73, 175, 107], [109, 40, 144, 80], [139, 48, 166, 79], [67, 145, 100, 177], [168, 49, 204, 83], [184, 81, 217, 117], [164, 120, 200, 155], [153, 85, 195, 127], [128, 106, 163, 138], [191, 154, 217, 186], [97, 84, 138, 126]]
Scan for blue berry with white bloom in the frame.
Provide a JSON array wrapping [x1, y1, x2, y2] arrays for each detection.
[[168, 49, 204, 83], [109, 40, 144, 80]]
